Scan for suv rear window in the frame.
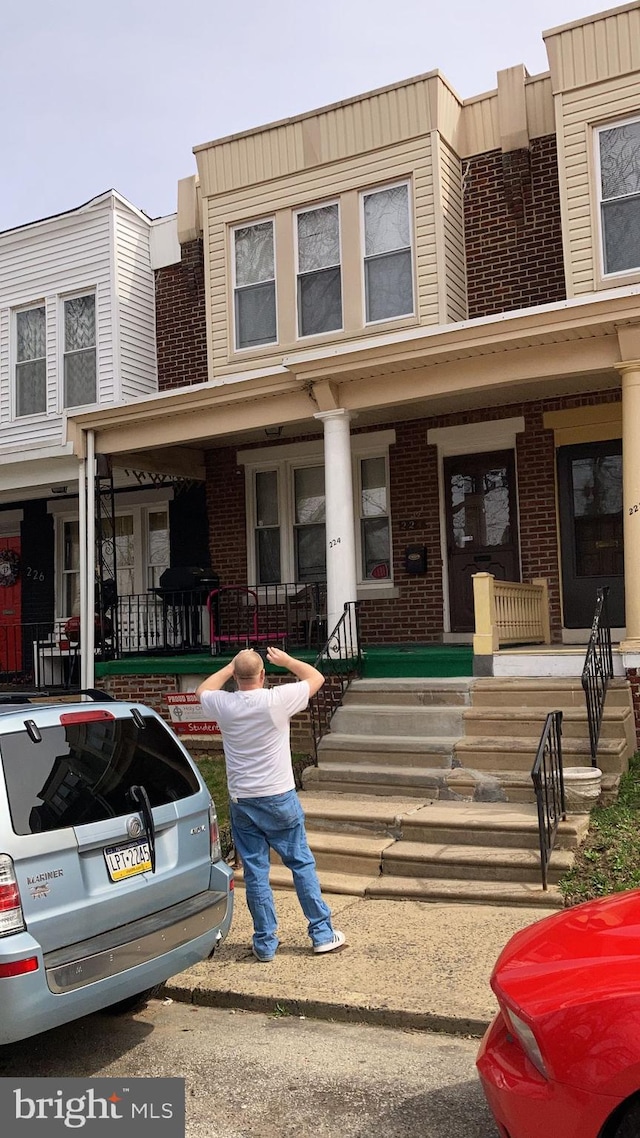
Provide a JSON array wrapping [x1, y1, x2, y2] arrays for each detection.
[[1, 715, 201, 835]]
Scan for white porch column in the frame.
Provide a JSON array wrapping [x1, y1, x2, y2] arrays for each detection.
[[314, 409, 358, 635], [619, 360, 640, 650]]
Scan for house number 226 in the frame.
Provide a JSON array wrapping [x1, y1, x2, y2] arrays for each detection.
[[329, 538, 341, 548]]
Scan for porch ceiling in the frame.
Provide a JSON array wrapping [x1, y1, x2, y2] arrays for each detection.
[[65, 291, 640, 466]]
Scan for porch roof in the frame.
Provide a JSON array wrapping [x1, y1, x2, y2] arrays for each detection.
[[65, 286, 640, 472]]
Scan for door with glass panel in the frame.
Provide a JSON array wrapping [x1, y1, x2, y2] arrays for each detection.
[[557, 441, 624, 628], [444, 451, 520, 633]]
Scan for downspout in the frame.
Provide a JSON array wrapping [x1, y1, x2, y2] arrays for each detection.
[[85, 429, 96, 688], [79, 444, 87, 690]]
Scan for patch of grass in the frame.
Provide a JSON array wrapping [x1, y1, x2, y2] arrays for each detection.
[[560, 752, 640, 906]]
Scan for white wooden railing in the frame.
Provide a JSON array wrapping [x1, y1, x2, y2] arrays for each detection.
[[472, 573, 551, 656]]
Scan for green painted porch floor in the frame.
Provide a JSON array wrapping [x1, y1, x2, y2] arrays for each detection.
[[95, 644, 473, 680]]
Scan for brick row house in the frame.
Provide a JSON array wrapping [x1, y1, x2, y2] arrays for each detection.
[[59, 4, 640, 744]]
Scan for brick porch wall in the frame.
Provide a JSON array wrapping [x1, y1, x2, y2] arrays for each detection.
[[463, 135, 566, 319], [202, 389, 621, 643], [155, 239, 208, 391]]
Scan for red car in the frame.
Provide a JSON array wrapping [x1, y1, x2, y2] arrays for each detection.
[[477, 889, 640, 1138]]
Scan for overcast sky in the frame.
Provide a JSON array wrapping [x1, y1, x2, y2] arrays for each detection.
[[0, 0, 613, 230]]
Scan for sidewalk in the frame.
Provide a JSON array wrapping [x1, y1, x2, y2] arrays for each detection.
[[165, 888, 559, 1036]]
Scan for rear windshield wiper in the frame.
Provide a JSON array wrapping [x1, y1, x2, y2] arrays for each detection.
[[129, 784, 156, 873]]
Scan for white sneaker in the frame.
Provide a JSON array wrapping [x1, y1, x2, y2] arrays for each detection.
[[313, 930, 346, 954]]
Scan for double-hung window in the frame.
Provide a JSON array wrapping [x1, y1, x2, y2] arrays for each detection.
[[233, 220, 277, 349], [359, 456, 391, 579], [16, 305, 46, 417], [254, 470, 281, 584], [362, 182, 414, 322], [293, 465, 326, 581], [64, 294, 96, 407], [597, 118, 640, 276], [296, 203, 342, 336]]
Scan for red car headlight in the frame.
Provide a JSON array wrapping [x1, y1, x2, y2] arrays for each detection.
[[502, 1004, 550, 1080]]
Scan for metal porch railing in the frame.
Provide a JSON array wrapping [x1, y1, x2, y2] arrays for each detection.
[[531, 710, 566, 891], [308, 601, 362, 762], [581, 586, 613, 767]]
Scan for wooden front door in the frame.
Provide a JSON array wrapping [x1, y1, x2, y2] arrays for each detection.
[[444, 450, 520, 633], [0, 536, 22, 672], [557, 440, 624, 628]]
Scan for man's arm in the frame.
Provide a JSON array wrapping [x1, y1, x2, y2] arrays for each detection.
[[195, 661, 235, 699], [266, 646, 325, 696]]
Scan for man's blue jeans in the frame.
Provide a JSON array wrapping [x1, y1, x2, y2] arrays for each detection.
[[230, 789, 334, 959]]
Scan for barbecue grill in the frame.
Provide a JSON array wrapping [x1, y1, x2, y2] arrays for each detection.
[[153, 567, 219, 650]]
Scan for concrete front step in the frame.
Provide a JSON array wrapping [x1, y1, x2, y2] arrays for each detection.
[[344, 678, 472, 707], [317, 732, 456, 768], [248, 864, 564, 909], [303, 762, 454, 797], [445, 767, 621, 805], [463, 705, 634, 744], [453, 734, 630, 774], [330, 704, 465, 737], [381, 839, 573, 885], [272, 831, 392, 876], [470, 677, 632, 709]]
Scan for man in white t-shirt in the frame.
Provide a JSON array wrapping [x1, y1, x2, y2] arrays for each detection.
[[196, 646, 346, 962]]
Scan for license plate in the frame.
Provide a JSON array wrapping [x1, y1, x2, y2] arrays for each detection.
[[104, 840, 152, 882]]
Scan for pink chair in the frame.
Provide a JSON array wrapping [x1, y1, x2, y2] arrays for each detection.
[[207, 587, 287, 655]]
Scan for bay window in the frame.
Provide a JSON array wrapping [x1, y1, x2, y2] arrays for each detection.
[[362, 182, 414, 322], [233, 220, 277, 349]]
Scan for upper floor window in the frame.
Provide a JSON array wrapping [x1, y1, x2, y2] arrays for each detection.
[[16, 305, 46, 417], [233, 220, 277, 350], [362, 182, 414, 322], [296, 203, 342, 337], [598, 118, 640, 276], [64, 294, 96, 407]]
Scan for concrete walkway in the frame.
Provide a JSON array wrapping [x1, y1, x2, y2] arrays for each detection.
[[165, 887, 559, 1037]]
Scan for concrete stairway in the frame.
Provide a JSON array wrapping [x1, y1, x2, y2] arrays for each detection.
[[255, 794, 588, 909], [303, 678, 469, 799]]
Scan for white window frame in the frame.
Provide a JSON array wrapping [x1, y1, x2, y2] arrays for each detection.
[[60, 289, 97, 410], [595, 115, 640, 281], [360, 179, 415, 326], [294, 199, 343, 339], [242, 436, 394, 589], [52, 498, 171, 620], [13, 301, 47, 419], [231, 217, 278, 352]]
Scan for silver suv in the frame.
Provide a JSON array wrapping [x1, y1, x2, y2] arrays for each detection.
[[0, 690, 233, 1045]]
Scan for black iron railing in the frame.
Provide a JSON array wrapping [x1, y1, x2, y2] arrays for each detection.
[[531, 710, 566, 891], [309, 601, 362, 761], [581, 586, 613, 767]]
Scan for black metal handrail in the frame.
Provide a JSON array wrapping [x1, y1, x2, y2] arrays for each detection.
[[531, 710, 566, 891], [581, 586, 613, 767], [309, 601, 362, 761]]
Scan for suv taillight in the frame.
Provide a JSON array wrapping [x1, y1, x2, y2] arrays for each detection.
[[0, 855, 26, 937], [208, 803, 222, 862]]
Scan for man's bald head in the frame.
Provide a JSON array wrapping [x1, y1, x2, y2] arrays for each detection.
[[233, 649, 264, 686]]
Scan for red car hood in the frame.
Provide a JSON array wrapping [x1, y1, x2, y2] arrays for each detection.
[[491, 890, 640, 1093]]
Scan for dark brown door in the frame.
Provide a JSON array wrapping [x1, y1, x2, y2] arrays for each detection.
[[444, 450, 520, 633], [557, 440, 624, 628]]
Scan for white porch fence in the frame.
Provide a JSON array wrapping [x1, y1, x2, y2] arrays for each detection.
[[472, 573, 551, 656]]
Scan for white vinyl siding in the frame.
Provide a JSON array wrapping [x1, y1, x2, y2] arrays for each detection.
[[114, 203, 158, 400], [0, 193, 157, 453]]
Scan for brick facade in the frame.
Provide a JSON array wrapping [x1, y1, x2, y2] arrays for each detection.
[[155, 239, 208, 391], [463, 136, 566, 319]]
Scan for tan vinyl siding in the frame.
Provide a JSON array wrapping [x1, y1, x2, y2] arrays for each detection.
[[459, 92, 500, 157], [115, 204, 158, 400], [559, 71, 640, 294], [439, 139, 467, 323], [524, 74, 555, 139], [195, 73, 459, 196], [545, 5, 640, 95], [204, 137, 439, 375]]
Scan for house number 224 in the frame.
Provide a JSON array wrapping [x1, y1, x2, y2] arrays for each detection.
[[329, 538, 341, 548]]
